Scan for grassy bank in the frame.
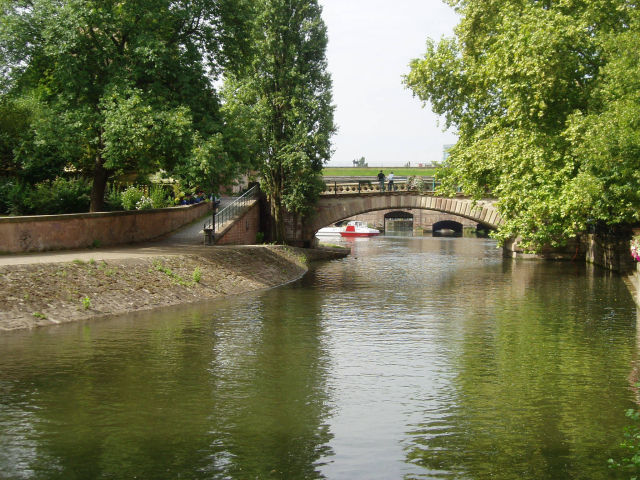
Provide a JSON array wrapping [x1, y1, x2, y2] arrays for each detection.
[[322, 167, 437, 177]]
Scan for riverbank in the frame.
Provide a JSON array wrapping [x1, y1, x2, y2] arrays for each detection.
[[0, 245, 348, 332]]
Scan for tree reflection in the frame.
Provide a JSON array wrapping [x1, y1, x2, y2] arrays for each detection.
[[404, 261, 637, 480], [0, 290, 333, 479]]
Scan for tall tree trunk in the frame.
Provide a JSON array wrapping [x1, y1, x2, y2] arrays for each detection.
[[90, 152, 108, 212], [271, 196, 285, 244]]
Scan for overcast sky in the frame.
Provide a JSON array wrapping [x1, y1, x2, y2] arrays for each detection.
[[318, 0, 459, 167]]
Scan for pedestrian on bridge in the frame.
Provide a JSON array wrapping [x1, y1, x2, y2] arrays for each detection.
[[388, 172, 395, 192], [377, 170, 385, 192]]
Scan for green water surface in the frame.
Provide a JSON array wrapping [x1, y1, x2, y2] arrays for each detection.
[[0, 236, 637, 479]]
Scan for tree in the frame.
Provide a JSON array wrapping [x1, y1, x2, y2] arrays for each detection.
[[565, 7, 640, 230], [222, 0, 335, 243], [353, 157, 367, 168], [0, 0, 226, 211], [405, 0, 633, 251]]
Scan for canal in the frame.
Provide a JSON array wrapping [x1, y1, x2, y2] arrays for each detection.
[[0, 236, 637, 479]]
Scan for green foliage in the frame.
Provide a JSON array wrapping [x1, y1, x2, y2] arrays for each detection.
[[405, 0, 636, 251], [0, 178, 24, 215], [149, 185, 170, 209], [152, 259, 195, 287], [192, 267, 202, 283], [177, 132, 244, 197], [609, 408, 640, 477], [101, 90, 194, 177], [255, 231, 265, 244], [81, 296, 91, 310], [3, 177, 91, 215], [121, 186, 144, 211], [32, 312, 46, 319], [104, 183, 123, 211], [30, 177, 91, 214]]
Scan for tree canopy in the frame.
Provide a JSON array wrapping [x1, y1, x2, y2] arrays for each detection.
[[406, 0, 639, 250], [0, 0, 257, 212]]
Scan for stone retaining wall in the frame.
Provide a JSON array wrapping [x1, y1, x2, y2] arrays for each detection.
[[0, 202, 210, 253], [504, 232, 635, 273], [215, 202, 261, 245], [584, 233, 635, 273]]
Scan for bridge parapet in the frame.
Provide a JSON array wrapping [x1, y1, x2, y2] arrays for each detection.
[[321, 178, 440, 195]]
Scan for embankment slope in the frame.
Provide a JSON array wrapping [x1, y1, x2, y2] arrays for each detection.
[[0, 246, 347, 331]]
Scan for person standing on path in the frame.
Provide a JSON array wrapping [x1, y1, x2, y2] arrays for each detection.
[[377, 170, 385, 192], [387, 172, 395, 192]]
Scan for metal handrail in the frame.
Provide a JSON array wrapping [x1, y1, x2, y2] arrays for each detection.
[[205, 185, 259, 233]]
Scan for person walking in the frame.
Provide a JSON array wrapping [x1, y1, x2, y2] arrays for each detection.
[[387, 171, 395, 192], [377, 170, 385, 192]]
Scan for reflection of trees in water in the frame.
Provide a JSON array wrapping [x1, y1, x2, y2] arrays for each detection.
[[0, 294, 333, 479], [206, 288, 334, 479], [403, 260, 637, 480]]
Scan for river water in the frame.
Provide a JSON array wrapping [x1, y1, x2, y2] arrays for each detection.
[[0, 236, 638, 479]]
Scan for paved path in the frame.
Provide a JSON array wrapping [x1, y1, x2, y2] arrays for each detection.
[[0, 198, 235, 266]]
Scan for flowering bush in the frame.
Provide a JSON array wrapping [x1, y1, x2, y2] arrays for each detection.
[[121, 186, 144, 210], [631, 236, 640, 262], [135, 196, 154, 210]]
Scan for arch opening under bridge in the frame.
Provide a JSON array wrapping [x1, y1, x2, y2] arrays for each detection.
[[432, 220, 463, 235]]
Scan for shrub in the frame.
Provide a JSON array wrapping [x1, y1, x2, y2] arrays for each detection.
[[104, 183, 123, 211], [192, 267, 202, 283], [0, 179, 27, 215], [81, 296, 91, 310], [25, 177, 91, 214], [121, 186, 144, 210], [135, 196, 154, 210], [149, 184, 169, 208]]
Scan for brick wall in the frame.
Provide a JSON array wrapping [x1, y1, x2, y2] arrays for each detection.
[[0, 202, 210, 253], [216, 202, 261, 245]]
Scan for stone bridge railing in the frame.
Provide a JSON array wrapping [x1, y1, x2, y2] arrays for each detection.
[[321, 178, 439, 195]]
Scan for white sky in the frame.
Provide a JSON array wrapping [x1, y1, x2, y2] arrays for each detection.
[[318, 0, 459, 167]]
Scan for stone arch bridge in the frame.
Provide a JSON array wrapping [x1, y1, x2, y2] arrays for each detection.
[[284, 187, 503, 246]]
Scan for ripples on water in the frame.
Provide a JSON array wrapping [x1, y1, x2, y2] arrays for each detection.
[[0, 236, 638, 479]]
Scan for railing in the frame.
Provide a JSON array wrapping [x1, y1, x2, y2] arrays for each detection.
[[205, 185, 259, 234], [322, 177, 442, 195]]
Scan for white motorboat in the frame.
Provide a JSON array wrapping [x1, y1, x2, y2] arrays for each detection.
[[340, 221, 380, 238]]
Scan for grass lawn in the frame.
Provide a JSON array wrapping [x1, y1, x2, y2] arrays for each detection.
[[322, 167, 437, 177]]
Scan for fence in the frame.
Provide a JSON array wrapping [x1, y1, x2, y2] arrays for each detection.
[[205, 185, 260, 234]]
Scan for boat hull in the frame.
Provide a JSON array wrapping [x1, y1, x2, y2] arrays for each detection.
[[315, 227, 344, 237], [340, 231, 380, 237]]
